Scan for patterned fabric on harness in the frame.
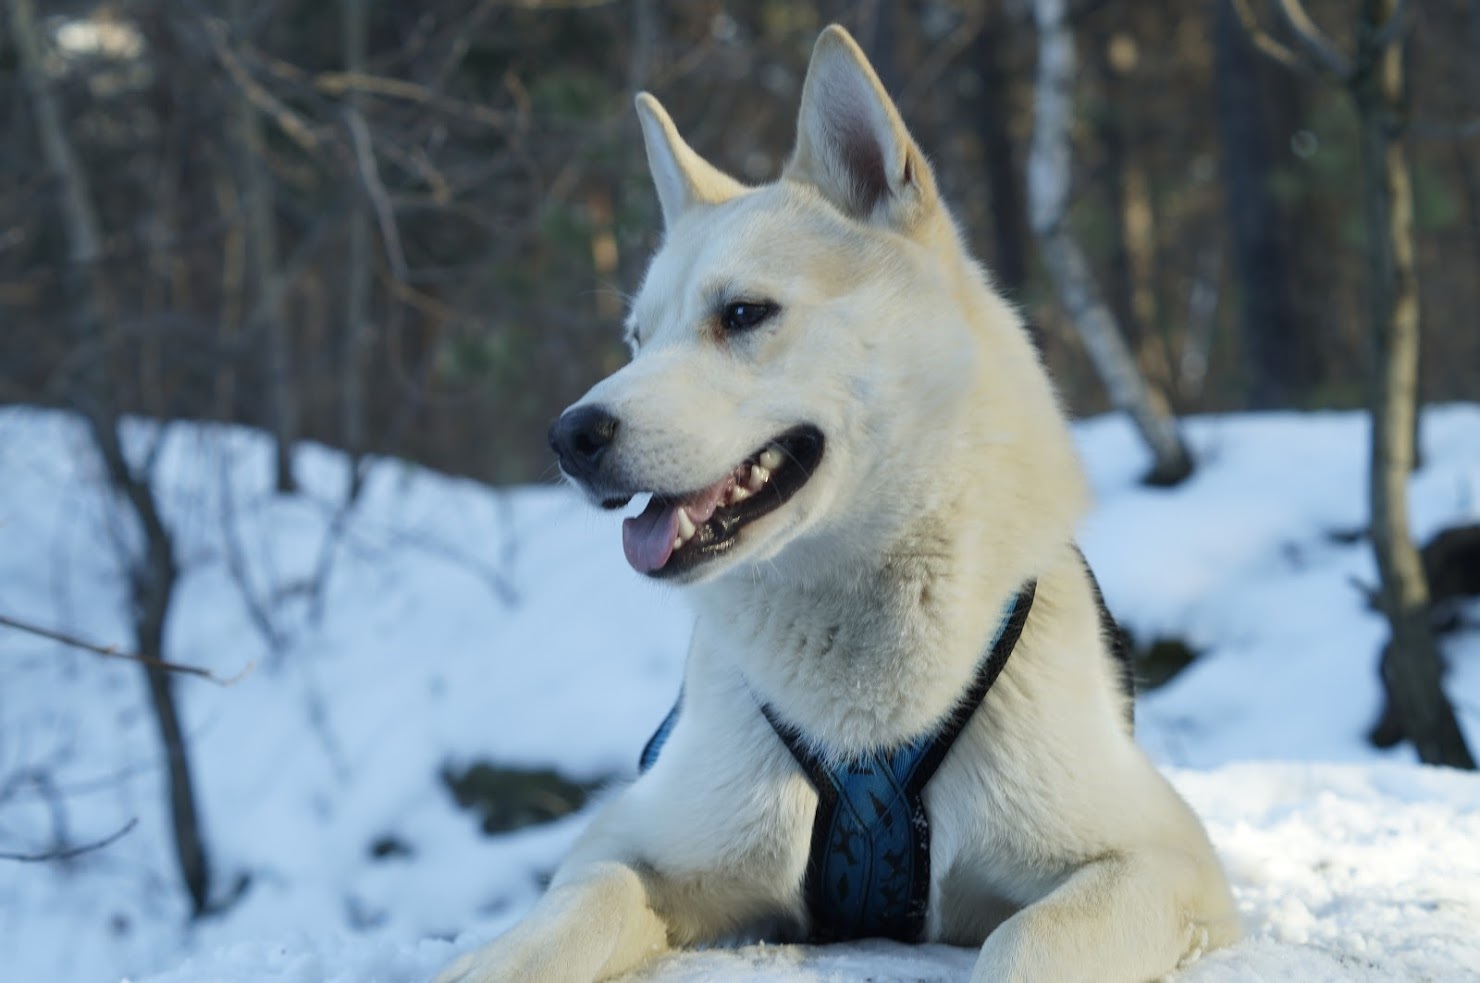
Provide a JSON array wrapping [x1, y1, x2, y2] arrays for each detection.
[[639, 582, 1038, 943]]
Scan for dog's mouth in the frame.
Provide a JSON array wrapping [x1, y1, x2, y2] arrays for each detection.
[[618, 426, 824, 578]]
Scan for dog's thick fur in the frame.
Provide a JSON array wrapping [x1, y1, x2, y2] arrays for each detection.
[[437, 26, 1239, 983]]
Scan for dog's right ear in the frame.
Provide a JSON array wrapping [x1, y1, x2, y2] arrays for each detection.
[[635, 93, 745, 229]]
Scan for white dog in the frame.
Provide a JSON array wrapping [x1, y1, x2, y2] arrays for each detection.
[[437, 24, 1239, 983]]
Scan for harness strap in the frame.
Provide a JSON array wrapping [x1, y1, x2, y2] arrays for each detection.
[[761, 582, 1036, 942], [1074, 546, 1135, 730], [639, 692, 682, 773]]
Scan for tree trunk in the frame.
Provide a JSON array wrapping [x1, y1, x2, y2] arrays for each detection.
[[1355, 0, 1474, 768], [974, 13, 1031, 297], [7, 0, 217, 904], [90, 418, 210, 912], [231, 0, 298, 493], [341, 0, 371, 498], [1027, 0, 1193, 485], [1213, 0, 1306, 408], [1087, 33, 1138, 344]]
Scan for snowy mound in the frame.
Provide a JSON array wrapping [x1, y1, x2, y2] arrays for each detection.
[[132, 764, 1480, 982], [2, 406, 1478, 982]]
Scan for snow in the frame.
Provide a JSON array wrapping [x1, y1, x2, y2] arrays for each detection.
[[1, 405, 1478, 983]]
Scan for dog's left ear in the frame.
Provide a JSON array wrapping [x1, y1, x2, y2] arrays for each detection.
[[784, 25, 938, 228]]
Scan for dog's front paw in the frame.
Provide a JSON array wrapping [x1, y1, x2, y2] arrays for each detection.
[[432, 942, 532, 983], [431, 948, 487, 983], [1176, 922, 1211, 969]]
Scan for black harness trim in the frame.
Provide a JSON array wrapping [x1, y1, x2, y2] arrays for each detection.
[[1075, 546, 1135, 729]]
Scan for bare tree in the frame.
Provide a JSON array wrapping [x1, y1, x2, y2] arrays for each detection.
[[340, 0, 372, 496], [1028, 0, 1194, 485], [228, 0, 299, 494], [1236, 0, 1474, 769], [974, 11, 1031, 298], [1212, 0, 1305, 408], [6, 0, 219, 910]]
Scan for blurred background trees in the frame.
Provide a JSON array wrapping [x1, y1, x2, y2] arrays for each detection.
[[2, 0, 1476, 487]]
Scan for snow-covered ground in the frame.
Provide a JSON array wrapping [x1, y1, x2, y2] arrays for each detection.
[[1, 405, 1478, 983]]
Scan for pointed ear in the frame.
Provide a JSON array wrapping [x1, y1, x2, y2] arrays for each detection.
[[635, 92, 745, 228], [784, 25, 937, 226]]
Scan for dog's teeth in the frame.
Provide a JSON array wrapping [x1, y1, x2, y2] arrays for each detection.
[[759, 446, 783, 470], [676, 510, 696, 540], [730, 485, 752, 504], [748, 465, 770, 490], [673, 536, 683, 550]]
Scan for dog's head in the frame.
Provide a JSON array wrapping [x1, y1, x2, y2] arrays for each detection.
[[550, 26, 989, 584]]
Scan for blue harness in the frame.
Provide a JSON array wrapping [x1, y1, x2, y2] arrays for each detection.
[[639, 582, 1037, 943]]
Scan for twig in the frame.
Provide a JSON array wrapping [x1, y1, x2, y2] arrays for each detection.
[[203, 18, 322, 155], [897, 8, 987, 114], [1367, 0, 1412, 52], [1410, 118, 1480, 141], [213, 448, 287, 658], [1231, 0, 1329, 78], [374, 140, 454, 204], [345, 110, 409, 279], [421, 0, 502, 92], [0, 613, 253, 685], [0, 818, 138, 863], [313, 71, 512, 131], [492, 0, 618, 8], [239, 195, 349, 336], [1273, 0, 1354, 80]]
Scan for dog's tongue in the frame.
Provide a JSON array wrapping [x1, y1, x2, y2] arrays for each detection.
[[622, 498, 681, 574], [621, 477, 733, 574]]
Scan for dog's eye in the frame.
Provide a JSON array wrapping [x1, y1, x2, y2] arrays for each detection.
[[721, 301, 778, 334]]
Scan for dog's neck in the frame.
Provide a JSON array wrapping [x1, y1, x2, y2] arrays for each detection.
[[692, 511, 1026, 755]]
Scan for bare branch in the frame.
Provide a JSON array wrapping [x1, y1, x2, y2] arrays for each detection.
[[0, 818, 139, 863], [376, 141, 454, 204], [312, 71, 512, 130], [1231, 0, 1329, 78], [203, 18, 322, 155], [424, 0, 504, 93], [897, 8, 988, 114], [240, 197, 349, 337], [213, 449, 287, 657], [1273, 0, 1354, 80], [0, 613, 253, 686], [345, 110, 408, 279], [1368, 0, 1412, 52], [494, 0, 619, 8], [1410, 118, 1480, 141]]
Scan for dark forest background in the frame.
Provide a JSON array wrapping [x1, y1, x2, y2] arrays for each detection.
[[3, 0, 1477, 486]]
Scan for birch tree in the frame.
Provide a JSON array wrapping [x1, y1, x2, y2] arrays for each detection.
[[1027, 0, 1194, 485]]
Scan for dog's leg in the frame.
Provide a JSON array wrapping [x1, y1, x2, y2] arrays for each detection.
[[434, 861, 669, 983], [969, 853, 1235, 983]]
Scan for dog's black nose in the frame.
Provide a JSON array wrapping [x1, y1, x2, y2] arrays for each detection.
[[549, 405, 619, 482]]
